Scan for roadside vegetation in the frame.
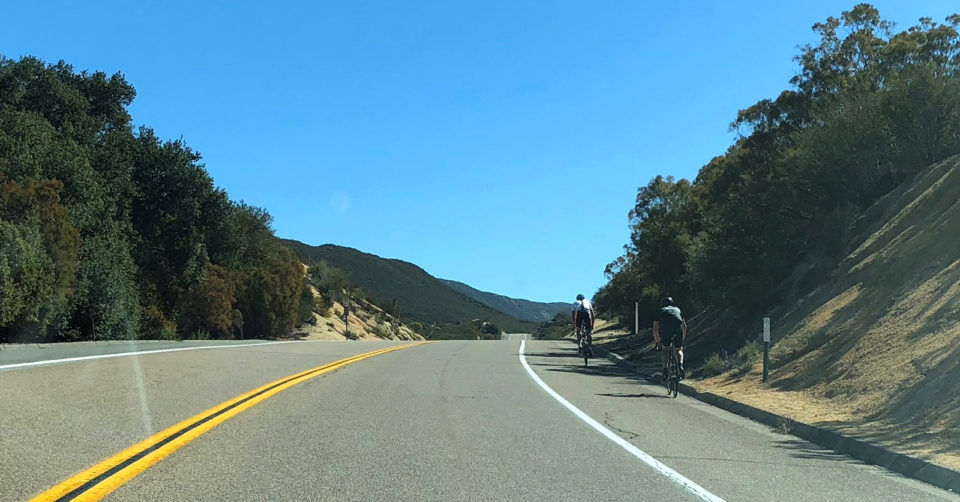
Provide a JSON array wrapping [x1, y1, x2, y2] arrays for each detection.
[[534, 313, 573, 340], [696, 341, 763, 378], [594, 4, 960, 366], [0, 56, 314, 342], [420, 320, 502, 340]]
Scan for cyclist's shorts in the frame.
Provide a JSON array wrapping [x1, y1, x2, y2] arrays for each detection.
[[661, 333, 682, 349], [575, 311, 592, 330]]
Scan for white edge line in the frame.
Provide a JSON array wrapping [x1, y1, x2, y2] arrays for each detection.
[[0, 340, 311, 371], [518, 339, 725, 502]]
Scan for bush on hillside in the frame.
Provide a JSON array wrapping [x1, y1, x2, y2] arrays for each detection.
[[699, 352, 730, 377], [697, 341, 763, 377], [733, 341, 762, 375], [535, 312, 572, 340], [373, 323, 392, 339], [297, 287, 315, 325]]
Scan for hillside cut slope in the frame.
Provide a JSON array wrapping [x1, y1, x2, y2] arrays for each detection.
[[694, 155, 960, 468], [439, 279, 567, 322], [280, 240, 532, 331], [292, 287, 423, 342]]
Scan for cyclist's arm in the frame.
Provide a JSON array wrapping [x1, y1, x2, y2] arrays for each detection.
[[681, 319, 688, 344], [652, 320, 660, 344]]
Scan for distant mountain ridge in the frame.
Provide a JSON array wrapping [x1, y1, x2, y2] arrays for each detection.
[[439, 279, 567, 322], [280, 240, 534, 331]]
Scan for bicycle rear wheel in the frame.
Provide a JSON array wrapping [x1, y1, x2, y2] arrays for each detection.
[[669, 351, 680, 398]]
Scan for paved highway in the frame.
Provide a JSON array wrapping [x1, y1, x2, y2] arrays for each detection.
[[1, 339, 955, 501]]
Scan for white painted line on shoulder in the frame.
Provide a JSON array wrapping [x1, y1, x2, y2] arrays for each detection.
[[518, 339, 725, 502], [0, 341, 312, 371]]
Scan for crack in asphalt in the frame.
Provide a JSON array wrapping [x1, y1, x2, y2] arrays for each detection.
[[603, 412, 641, 440]]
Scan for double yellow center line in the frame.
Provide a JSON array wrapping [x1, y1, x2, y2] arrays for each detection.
[[30, 342, 428, 502]]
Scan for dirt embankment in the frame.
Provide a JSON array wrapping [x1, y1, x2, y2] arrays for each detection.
[[604, 155, 960, 470], [289, 281, 423, 342]]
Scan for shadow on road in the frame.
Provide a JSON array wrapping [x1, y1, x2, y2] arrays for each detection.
[[523, 351, 579, 359], [544, 364, 649, 381], [527, 340, 887, 474], [773, 439, 865, 465], [596, 392, 670, 399], [526, 343, 657, 385]]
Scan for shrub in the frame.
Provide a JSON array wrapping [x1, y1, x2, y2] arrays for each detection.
[[373, 323, 392, 339], [315, 293, 332, 317], [699, 352, 730, 377], [178, 265, 238, 339], [297, 287, 314, 325], [186, 329, 211, 340], [141, 305, 178, 340], [733, 341, 762, 375]]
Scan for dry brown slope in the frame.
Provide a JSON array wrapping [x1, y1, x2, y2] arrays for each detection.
[[287, 266, 423, 342], [694, 154, 960, 468], [292, 297, 423, 341]]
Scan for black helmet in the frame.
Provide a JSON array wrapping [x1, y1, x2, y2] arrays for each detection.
[[660, 297, 674, 307], [576, 294, 585, 301]]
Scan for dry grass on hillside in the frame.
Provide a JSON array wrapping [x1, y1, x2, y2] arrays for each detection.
[[691, 156, 960, 469], [287, 282, 423, 342]]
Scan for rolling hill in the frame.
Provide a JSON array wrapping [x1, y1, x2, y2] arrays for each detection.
[[439, 279, 567, 322], [280, 240, 535, 332]]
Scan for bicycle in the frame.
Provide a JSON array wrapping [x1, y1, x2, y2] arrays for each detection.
[[577, 323, 593, 367], [663, 343, 680, 398]]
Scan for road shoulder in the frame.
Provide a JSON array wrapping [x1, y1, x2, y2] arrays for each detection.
[[594, 341, 960, 495]]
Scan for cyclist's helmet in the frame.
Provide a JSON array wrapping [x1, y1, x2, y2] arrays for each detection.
[[576, 294, 585, 301], [660, 297, 674, 307]]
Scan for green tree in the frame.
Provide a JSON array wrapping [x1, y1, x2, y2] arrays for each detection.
[[0, 177, 79, 341], [235, 248, 305, 338], [0, 55, 313, 342], [71, 227, 141, 340], [601, 4, 960, 342], [179, 264, 240, 339]]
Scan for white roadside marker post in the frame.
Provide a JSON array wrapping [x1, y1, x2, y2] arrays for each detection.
[[762, 317, 771, 382]]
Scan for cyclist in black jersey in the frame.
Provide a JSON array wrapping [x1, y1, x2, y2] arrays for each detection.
[[653, 297, 687, 379]]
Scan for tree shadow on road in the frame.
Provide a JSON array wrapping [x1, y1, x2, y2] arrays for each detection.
[[772, 439, 866, 465], [543, 363, 651, 381], [596, 392, 670, 399], [523, 351, 578, 359]]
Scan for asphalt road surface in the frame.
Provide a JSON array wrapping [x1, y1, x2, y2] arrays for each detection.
[[1, 338, 955, 501]]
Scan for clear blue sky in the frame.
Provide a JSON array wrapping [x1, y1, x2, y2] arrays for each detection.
[[3, 1, 957, 303]]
